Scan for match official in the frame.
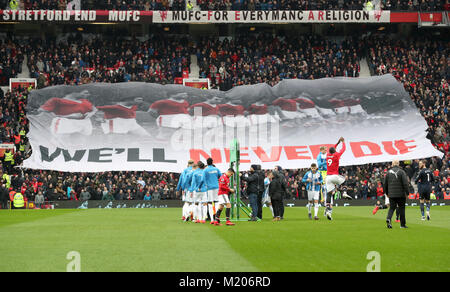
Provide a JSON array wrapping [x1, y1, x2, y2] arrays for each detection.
[[383, 160, 409, 229]]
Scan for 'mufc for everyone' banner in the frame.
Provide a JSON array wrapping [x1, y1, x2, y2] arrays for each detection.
[[23, 75, 442, 173]]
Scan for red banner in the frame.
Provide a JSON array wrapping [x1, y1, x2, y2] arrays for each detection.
[[0, 10, 446, 24]]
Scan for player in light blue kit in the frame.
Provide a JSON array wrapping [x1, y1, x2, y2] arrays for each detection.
[[202, 158, 222, 224], [261, 175, 274, 218], [191, 161, 208, 223], [177, 159, 194, 221], [316, 146, 329, 216], [316, 146, 328, 203], [183, 162, 197, 222], [302, 163, 323, 220]]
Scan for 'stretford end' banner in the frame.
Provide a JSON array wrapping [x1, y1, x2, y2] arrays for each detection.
[[23, 75, 443, 173]]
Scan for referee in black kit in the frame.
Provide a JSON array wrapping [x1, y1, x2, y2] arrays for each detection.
[[383, 160, 409, 229]]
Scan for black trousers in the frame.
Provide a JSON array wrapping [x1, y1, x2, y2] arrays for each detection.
[[0, 200, 7, 209], [387, 197, 406, 227], [279, 198, 284, 218], [271, 198, 283, 218], [257, 192, 263, 219]]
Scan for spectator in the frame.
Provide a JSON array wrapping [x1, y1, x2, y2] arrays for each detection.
[[80, 188, 91, 202], [102, 189, 114, 200], [144, 192, 152, 201], [152, 187, 161, 200], [35, 191, 45, 208]]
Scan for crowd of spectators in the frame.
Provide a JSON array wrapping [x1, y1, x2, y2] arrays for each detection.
[[3, 167, 180, 202], [1, 0, 449, 11], [24, 33, 191, 87], [0, 87, 28, 169], [0, 30, 449, 204], [0, 39, 24, 86], [197, 34, 362, 90], [367, 34, 449, 147], [200, 0, 449, 11]]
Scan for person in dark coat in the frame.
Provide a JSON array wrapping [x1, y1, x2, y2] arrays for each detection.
[[241, 164, 264, 221], [268, 170, 287, 222], [383, 160, 410, 229], [0, 181, 8, 209], [274, 166, 286, 219], [255, 165, 265, 220]]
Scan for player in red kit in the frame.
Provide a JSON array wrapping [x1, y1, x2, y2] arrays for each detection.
[[272, 97, 299, 120], [294, 97, 321, 119], [97, 104, 149, 136], [325, 137, 351, 220], [247, 102, 278, 126], [148, 95, 191, 129], [217, 101, 250, 128], [39, 90, 96, 136], [189, 96, 223, 129], [214, 168, 236, 226]]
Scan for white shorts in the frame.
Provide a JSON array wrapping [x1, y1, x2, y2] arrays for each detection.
[[334, 106, 349, 115], [221, 115, 250, 128], [218, 194, 230, 205], [192, 115, 219, 129], [51, 117, 92, 135], [280, 110, 299, 120], [385, 196, 390, 205], [326, 175, 346, 192], [193, 191, 207, 203], [185, 191, 193, 203], [207, 189, 219, 202], [348, 105, 366, 114], [316, 107, 336, 117], [299, 107, 321, 119], [249, 114, 278, 125], [157, 114, 192, 129], [307, 190, 320, 201], [101, 118, 148, 135], [182, 192, 186, 202]]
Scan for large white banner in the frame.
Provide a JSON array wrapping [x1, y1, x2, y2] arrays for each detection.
[[153, 10, 390, 23], [22, 75, 442, 173]]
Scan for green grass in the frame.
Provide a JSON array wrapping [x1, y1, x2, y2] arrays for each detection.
[[0, 206, 449, 272]]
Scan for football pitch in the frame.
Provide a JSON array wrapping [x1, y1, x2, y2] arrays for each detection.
[[0, 206, 449, 272]]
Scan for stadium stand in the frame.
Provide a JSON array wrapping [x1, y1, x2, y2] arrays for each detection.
[[0, 0, 449, 207], [24, 34, 192, 86], [1, 27, 448, 204], [0, 0, 448, 11], [196, 34, 362, 90]]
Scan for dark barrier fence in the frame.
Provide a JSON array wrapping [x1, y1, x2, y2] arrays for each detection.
[[5, 199, 449, 210]]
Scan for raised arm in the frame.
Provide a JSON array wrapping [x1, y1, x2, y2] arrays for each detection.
[[336, 137, 346, 156]]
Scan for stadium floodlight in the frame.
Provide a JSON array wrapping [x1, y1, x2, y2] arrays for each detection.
[[229, 139, 253, 221]]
